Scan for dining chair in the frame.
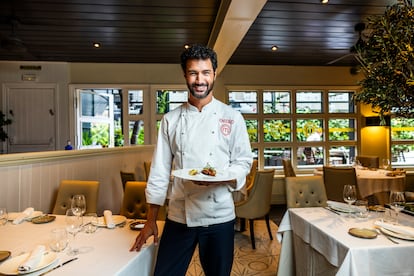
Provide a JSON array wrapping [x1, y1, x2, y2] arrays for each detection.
[[143, 161, 151, 181], [120, 181, 167, 220], [120, 171, 136, 191], [233, 159, 258, 203], [282, 159, 296, 177], [285, 176, 328, 208], [52, 180, 100, 215], [322, 166, 359, 202], [235, 169, 275, 249], [356, 155, 380, 168]]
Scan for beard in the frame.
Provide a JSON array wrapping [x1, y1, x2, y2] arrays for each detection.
[[188, 81, 214, 99]]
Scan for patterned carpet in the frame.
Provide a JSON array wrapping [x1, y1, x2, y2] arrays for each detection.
[[186, 220, 280, 276]]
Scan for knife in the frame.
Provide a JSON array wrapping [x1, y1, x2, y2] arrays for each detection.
[[39, 257, 78, 275]]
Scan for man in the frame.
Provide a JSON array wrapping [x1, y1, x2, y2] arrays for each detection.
[[130, 44, 252, 276]]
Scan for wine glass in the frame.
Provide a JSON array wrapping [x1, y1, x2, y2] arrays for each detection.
[[0, 208, 7, 226], [389, 191, 405, 224], [382, 158, 390, 170], [71, 194, 86, 217], [343, 185, 357, 217], [65, 208, 82, 255]]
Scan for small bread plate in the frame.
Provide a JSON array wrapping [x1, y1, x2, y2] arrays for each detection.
[[130, 220, 147, 231], [7, 211, 43, 222], [172, 168, 235, 182], [0, 251, 57, 275], [31, 215, 56, 224], [348, 228, 378, 239], [0, 251, 11, 262], [379, 227, 414, 241], [93, 215, 127, 227]]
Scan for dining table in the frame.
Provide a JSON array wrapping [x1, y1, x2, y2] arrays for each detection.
[[276, 206, 414, 276], [314, 167, 406, 204], [0, 214, 164, 276]]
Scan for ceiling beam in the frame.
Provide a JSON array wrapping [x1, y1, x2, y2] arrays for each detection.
[[208, 0, 268, 75]]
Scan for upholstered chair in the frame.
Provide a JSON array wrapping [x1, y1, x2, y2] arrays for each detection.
[[285, 176, 328, 208], [356, 155, 380, 168], [120, 181, 167, 220], [235, 169, 275, 249], [282, 159, 296, 177], [120, 171, 136, 191], [323, 166, 359, 202], [52, 180, 100, 215]]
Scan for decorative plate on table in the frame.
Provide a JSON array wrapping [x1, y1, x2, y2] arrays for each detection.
[[0, 251, 57, 275], [93, 215, 127, 227], [31, 215, 56, 224], [172, 168, 235, 182], [348, 228, 378, 239], [0, 251, 11, 262], [327, 201, 359, 213], [129, 220, 147, 231], [7, 211, 43, 221], [379, 227, 414, 241]]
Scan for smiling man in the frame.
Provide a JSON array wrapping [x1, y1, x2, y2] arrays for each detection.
[[130, 44, 253, 276]]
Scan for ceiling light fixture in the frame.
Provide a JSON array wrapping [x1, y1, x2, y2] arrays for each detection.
[[271, 45, 278, 51], [321, 0, 329, 4], [184, 44, 190, 49], [93, 42, 101, 48]]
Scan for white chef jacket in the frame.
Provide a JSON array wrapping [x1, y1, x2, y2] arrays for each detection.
[[146, 97, 253, 227]]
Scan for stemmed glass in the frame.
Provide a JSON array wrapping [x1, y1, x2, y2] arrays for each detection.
[[343, 185, 357, 217], [71, 194, 86, 217], [382, 158, 390, 170], [389, 191, 405, 224], [65, 208, 82, 255], [0, 208, 7, 226]]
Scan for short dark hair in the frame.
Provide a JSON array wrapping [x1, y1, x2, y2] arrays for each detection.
[[180, 44, 217, 72]]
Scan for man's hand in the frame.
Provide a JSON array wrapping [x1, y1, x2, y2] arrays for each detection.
[[130, 219, 159, 251]]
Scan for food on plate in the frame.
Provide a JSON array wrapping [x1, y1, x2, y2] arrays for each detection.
[[201, 163, 216, 176], [188, 169, 199, 176]]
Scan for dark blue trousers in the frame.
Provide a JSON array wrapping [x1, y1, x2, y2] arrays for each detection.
[[153, 218, 235, 276]]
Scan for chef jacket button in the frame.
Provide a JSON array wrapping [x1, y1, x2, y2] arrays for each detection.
[[209, 153, 213, 156], [211, 130, 215, 134]]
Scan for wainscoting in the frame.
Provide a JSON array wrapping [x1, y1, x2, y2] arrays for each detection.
[[0, 146, 154, 215]]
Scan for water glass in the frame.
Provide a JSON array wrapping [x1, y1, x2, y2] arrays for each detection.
[[71, 194, 86, 217], [49, 228, 68, 252], [355, 199, 369, 218], [83, 213, 98, 234], [0, 208, 7, 226]]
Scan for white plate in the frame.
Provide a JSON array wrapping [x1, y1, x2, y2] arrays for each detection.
[[7, 211, 43, 221], [380, 227, 414, 241], [0, 251, 57, 275], [327, 201, 359, 213], [172, 168, 235, 182], [93, 215, 127, 227]]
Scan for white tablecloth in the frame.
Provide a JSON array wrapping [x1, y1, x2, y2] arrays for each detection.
[[277, 207, 414, 276], [0, 215, 164, 276]]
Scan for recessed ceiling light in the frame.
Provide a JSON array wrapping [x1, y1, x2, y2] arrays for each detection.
[[321, 0, 329, 4], [93, 42, 101, 48], [184, 44, 190, 49], [271, 45, 278, 51]]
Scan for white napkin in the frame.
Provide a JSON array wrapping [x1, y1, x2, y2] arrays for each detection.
[[18, 245, 45, 272], [13, 207, 34, 224], [103, 210, 115, 229], [375, 221, 414, 237]]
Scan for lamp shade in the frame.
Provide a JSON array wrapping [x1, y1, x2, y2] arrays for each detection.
[[364, 116, 390, 126]]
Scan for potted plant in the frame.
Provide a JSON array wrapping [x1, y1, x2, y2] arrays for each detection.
[[353, 0, 414, 121], [0, 111, 12, 142]]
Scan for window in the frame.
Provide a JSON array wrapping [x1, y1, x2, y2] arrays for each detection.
[[227, 87, 358, 172], [391, 118, 414, 166]]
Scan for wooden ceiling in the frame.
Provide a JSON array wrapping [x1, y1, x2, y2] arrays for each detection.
[[0, 0, 396, 69]]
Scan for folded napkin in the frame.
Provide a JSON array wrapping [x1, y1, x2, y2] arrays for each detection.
[[103, 210, 115, 229], [18, 245, 45, 273], [375, 221, 414, 237], [13, 207, 34, 224]]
